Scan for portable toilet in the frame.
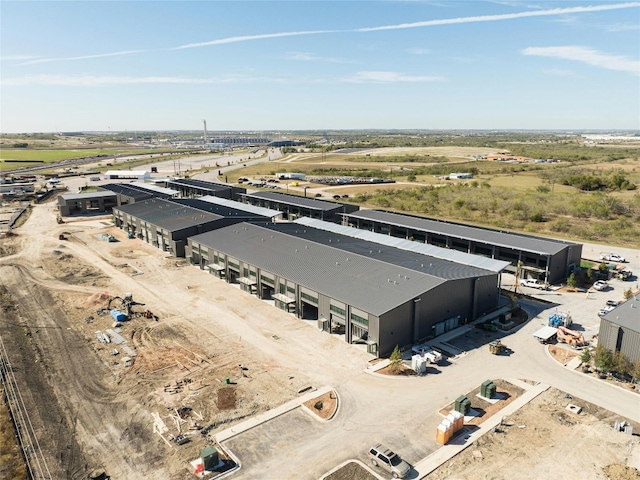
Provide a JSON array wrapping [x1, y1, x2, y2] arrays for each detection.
[[201, 445, 219, 471], [411, 355, 427, 374], [447, 410, 464, 432]]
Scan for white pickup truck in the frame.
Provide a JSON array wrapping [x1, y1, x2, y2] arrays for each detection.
[[411, 344, 443, 364]]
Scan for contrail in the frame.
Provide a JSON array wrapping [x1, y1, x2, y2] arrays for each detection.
[[356, 3, 640, 32]]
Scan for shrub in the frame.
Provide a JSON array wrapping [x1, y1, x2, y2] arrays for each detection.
[[389, 345, 403, 373]]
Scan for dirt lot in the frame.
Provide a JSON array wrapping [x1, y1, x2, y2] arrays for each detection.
[[427, 387, 640, 480], [0, 200, 318, 479], [1, 197, 639, 480]]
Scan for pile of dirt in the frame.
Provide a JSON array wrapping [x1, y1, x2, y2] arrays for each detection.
[[603, 464, 640, 480], [217, 387, 236, 410], [83, 291, 111, 308]]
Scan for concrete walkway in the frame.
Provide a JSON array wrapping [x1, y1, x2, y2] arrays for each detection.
[[412, 381, 549, 478], [215, 385, 334, 443]]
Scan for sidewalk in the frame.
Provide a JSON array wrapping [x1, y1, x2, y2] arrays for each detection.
[[215, 385, 333, 443]]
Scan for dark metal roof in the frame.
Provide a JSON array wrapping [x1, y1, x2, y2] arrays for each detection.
[[172, 198, 270, 220], [98, 183, 158, 200], [189, 222, 497, 316], [114, 198, 221, 232], [60, 191, 117, 201], [199, 195, 282, 219], [244, 191, 344, 212], [167, 178, 232, 192], [602, 295, 640, 332], [345, 210, 581, 256], [296, 218, 509, 273]]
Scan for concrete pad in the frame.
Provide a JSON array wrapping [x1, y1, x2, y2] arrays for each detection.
[[475, 391, 507, 404]]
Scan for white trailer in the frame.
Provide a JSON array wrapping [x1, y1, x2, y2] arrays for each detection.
[[533, 326, 558, 344], [411, 344, 443, 364]]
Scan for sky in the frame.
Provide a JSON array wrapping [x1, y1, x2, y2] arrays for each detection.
[[1, 1, 639, 133]]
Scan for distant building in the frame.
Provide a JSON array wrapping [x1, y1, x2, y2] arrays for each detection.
[[342, 210, 582, 284], [58, 191, 118, 216], [449, 173, 473, 179], [103, 170, 151, 180]]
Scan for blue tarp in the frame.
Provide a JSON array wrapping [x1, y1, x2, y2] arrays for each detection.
[[110, 309, 127, 322]]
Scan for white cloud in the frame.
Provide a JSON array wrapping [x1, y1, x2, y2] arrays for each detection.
[[343, 71, 444, 83], [0, 74, 273, 87], [19, 50, 146, 66], [283, 51, 352, 63], [541, 68, 578, 77], [522, 46, 640, 75], [408, 48, 430, 55], [605, 22, 640, 32], [356, 3, 640, 32]]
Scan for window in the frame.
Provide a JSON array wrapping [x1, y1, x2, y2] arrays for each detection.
[[301, 292, 318, 304], [228, 261, 239, 270], [287, 286, 295, 295], [351, 313, 369, 328], [260, 275, 274, 285], [330, 305, 346, 316]]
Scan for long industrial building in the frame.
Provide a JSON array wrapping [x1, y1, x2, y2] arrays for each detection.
[[342, 210, 582, 284], [112, 198, 272, 257], [164, 178, 246, 201], [241, 191, 359, 222], [186, 220, 509, 357]]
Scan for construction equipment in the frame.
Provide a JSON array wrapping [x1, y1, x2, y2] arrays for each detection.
[[58, 233, 66, 240], [556, 326, 586, 347], [548, 311, 572, 328], [106, 294, 146, 318], [489, 340, 506, 355]]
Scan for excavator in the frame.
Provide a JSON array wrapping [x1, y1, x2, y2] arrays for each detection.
[[556, 326, 586, 347]]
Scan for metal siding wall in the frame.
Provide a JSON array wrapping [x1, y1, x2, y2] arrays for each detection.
[[377, 303, 413, 357], [598, 320, 616, 354], [548, 252, 566, 284], [475, 274, 500, 317], [621, 329, 640, 364]]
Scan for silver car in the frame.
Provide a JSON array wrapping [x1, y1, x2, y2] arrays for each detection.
[[368, 444, 411, 478]]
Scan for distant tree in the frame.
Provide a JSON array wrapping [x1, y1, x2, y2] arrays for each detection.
[[598, 261, 609, 274], [389, 345, 403, 374], [407, 173, 417, 182], [567, 273, 577, 290]]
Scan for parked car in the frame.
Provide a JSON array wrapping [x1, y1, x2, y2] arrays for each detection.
[[593, 280, 609, 291], [598, 306, 615, 317], [368, 444, 411, 479], [606, 300, 620, 307], [599, 253, 626, 263], [519, 279, 547, 290]]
